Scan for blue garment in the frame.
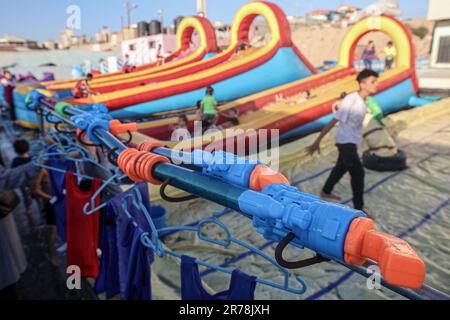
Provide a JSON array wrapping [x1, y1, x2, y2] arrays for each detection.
[[94, 203, 120, 299], [95, 183, 153, 300], [181, 255, 257, 301], [47, 158, 76, 241], [363, 59, 373, 70], [123, 227, 153, 300]]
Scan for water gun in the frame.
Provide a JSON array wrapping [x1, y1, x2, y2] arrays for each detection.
[[117, 146, 426, 289], [366, 96, 385, 126]]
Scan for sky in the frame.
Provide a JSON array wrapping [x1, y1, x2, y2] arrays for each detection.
[[0, 0, 429, 41]]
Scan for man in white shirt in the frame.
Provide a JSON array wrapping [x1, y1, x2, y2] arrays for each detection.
[[307, 69, 380, 211]]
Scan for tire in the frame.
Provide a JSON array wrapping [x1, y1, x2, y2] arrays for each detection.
[[363, 149, 407, 172]]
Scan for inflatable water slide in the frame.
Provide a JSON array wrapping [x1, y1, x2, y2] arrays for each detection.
[[14, 16, 220, 128], [132, 15, 420, 151], [41, 1, 316, 120]]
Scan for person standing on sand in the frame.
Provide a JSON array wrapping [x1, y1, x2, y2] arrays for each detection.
[[362, 41, 377, 70], [307, 69, 379, 212], [384, 41, 397, 70], [1, 70, 17, 122]]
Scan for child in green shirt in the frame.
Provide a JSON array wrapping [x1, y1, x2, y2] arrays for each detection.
[[201, 86, 218, 132]]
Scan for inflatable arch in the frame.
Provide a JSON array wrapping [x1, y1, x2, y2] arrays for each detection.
[[231, 1, 291, 48], [338, 15, 418, 91], [225, 1, 315, 73], [154, 15, 219, 65]]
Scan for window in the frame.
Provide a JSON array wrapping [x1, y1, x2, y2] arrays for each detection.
[[437, 36, 450, 64], [149, 41, 156, 49], [129, 44, 136, 51]]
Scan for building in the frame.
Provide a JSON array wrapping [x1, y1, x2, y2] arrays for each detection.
[[419, 0, 450, 94], [306, 9, 330, 22], [111, 32, 124, 47], [0, 35, 39, 49], [121, 34, 178, 66], [95, 26, 112, 44], [39, 40, 58, 50], [122, 25, 138, 41], [428, 0, 450, 68], [59, 28, 75, 49]]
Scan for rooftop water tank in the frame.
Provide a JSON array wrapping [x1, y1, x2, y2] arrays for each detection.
[[174, 16, 185, 34], [149, 20, 162, 35], [137, 21, 150, 37]]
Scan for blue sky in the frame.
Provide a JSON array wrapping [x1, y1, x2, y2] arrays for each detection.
[[0, 0, 429, 41]]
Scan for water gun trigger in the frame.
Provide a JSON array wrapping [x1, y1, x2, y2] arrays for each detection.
[[344, 218, 426, 289]]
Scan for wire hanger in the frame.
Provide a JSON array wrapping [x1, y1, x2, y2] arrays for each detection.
[[83, 168, 128, 216], [34, 143, 117, 183], [120, 187, 308, 295]]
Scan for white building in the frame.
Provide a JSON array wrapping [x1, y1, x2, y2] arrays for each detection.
[[428, 0, 450, 68], [121, 34, 177, 66], [419, 0, 450, 93], [0, 35, 39, 49]]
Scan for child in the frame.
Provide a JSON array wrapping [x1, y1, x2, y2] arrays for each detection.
[[220, 109, 240, 129], [307, 69, 380, 212], [195, 100, 203, 121], [384, 41, 397, 70], [171, 115, 190, 142], [296, 90, 311, 104], [72, 73, 97, 99], [32, 168, 60, 266], [230, 42, 250, 60], [275, 90, 311, 104], [175, 115, 188, 130], [1, 70, 17, 121], [201, 86, 218, 133], [362, 41, 377, 70], [11, 139, 31, 168], [121, 54, 135, 73], [11, 139, 32, 218], [156, 44, 165, 66]]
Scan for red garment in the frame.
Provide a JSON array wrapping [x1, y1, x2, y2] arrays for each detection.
[[71, 80, 89, 99], [66, 172, 102, 278], [121, 65, 136, 73], [3, 85, 15, 106]]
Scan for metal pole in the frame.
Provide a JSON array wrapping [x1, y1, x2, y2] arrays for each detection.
[[338, 262, 450, 300]]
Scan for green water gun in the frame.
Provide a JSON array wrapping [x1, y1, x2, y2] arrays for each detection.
[[366, 96, 384, 126]]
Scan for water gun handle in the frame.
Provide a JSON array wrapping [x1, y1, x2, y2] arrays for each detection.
[[345, 218, 426, 289], [109, 120, 138, 136]]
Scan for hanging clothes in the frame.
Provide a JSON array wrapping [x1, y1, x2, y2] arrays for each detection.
[[66, 171, 102, 278], [95, 183, 153, 300], [47, 158, 76, 242], [94, 202, 120, 299], [123, 225, 153, 300], [181, 255, 257, 301]]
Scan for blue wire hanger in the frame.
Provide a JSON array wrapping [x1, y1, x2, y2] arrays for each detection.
[[121, 187, 308, 295], [83, 168, 128, 216], [33, 144, 118, 183]]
